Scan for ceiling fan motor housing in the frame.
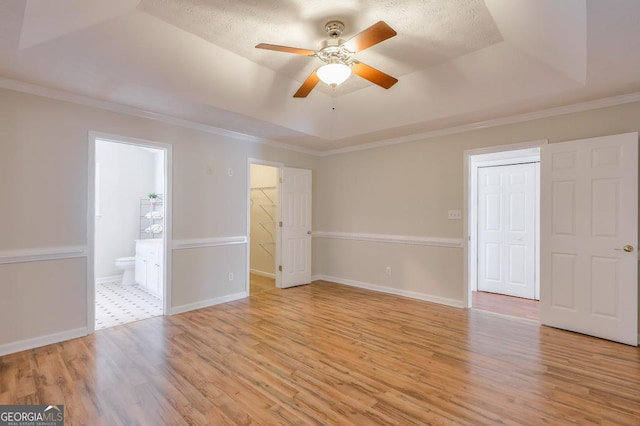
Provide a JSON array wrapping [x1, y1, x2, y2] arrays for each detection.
[[318, 38, 352, 65], [325, 20, 345, 38]]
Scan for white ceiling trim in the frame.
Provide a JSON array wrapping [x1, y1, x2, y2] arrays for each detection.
[[0, 77, 319, 156], [320, 91, 640, 156], [1, 76, 639, 158]]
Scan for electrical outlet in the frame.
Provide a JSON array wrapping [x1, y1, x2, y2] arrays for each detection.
[[448, 210, 462, 220], [385, 266, 392, 276], [227, 168, 233, 177], [228, 272, 234, 281]]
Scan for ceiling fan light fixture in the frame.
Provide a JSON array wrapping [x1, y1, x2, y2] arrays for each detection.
[[256, 20, 397, 97], [317, 62, 351, 88]]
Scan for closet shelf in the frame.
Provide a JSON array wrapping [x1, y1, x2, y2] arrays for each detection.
[[251, 187, 276, 205], [259, 222, 274, 238], [259, 205, 275, 221], [258, 242, 274, 257]]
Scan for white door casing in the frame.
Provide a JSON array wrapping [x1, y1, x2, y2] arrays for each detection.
[[540, 132, 638, 346], [465, 143, 544, 308], [280, 167, 312, 288], [478, 163, 537, 299]]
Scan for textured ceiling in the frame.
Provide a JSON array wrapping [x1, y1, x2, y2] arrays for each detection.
[[138, 0, 503, 94], [1, 0, 640, 152]]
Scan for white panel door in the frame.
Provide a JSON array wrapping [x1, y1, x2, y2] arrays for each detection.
[[478, 163, 537, 299], [541, 133, 638, 346], [280, 167, 312, 288]]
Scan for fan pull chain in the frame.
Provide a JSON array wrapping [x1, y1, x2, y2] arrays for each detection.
[[331, 88, 337, 111]]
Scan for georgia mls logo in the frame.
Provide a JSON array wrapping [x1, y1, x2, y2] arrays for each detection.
[[0, 404, 64, 426], [44, 405, 62, 415]]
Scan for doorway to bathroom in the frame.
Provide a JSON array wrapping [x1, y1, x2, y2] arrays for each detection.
[[248, 162, 280, 295], [90, 135, 170, 330]]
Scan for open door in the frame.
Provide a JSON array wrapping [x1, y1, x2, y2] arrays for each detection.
[[279, 167, 312, 288], [540, 133, 638, 346]]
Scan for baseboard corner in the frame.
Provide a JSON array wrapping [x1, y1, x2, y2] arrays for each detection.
[[170, 292, 247, 315], [316, 274, 465, 308], [0, 327, 88, 357]]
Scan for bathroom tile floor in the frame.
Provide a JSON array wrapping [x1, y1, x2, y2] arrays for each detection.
[[95, 280, 163, 330]]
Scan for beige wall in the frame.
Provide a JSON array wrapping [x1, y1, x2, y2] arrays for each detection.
[[0, 87, 317, 353], [2, 84, 639, 354], [314, 101, 640, 306]]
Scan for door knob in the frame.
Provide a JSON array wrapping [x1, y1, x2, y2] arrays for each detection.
[[307, 231, 312, 235], [614, 245, 634, 253]]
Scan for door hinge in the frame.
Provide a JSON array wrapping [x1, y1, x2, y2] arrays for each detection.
[[280, 177, 283, 183], [278, 265, 282, 272], [279, 221, 283, 227]]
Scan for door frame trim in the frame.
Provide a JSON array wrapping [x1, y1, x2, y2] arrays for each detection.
[[247, 159, 283, 294], [87, 131, 173, 333], [463, 140, 547, 308]]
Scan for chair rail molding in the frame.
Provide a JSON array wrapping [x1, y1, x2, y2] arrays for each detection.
[[172, 236, 247, 250], [313, 231, 463, 248], [0, 245, 87, 265]]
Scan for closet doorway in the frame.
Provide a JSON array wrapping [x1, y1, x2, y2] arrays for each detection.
[[465, 143, 542, 321], [248, 162, 280, 295]]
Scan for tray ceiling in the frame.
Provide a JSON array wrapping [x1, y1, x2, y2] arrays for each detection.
[[1, 0, 640, 152]]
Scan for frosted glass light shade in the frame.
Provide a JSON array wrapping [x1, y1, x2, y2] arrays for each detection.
[[317, 63, 351, 87]]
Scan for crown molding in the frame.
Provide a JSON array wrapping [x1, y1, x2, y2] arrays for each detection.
[[320, 92, 640, 156], [2, 76, 639, 158], [0, 77, 321, 156]]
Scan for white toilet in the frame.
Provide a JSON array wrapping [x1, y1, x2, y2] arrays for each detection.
[[115, 257, 136, 285]]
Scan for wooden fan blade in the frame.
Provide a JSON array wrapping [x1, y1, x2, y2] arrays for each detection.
[[293, 71, 320, 98], [255, 43, 316, 56], [343, 21, 397, 53], [351, 61, 398, 89]]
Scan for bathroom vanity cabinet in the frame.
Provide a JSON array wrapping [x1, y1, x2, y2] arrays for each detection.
[[135, 239, 163, 298]]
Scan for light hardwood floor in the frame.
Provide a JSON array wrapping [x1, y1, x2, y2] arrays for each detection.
[[1, 281, 639, 424], [250, 273, 275, 295], [472, 291, 540, 321]]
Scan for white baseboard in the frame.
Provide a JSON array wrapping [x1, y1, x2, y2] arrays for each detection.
[[250, 269, 275, 279], [170, 292, 247, 315], [314, 274, 465, 309], [96, 274, 123, 284], [0, 327, 88, 356]]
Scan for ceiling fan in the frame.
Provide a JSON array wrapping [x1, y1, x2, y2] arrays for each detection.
[[256, 20, 398, 98]]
